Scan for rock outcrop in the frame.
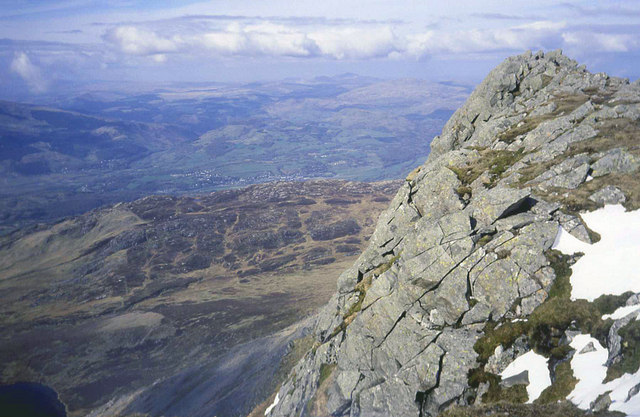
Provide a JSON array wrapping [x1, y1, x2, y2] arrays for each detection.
[[266, 51, 640, 416]]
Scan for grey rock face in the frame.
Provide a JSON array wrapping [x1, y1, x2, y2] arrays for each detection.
[[627, 382, 640, 402], [268, 50, 640, 417], [589, 185, 627, 205], [471, 187, 531, 226], [592, 148, 640, 177], [606, 312, 637, 367], [501, 370, 529, 388], [553, 211, 593, 244], [579, 341, 596, 354], [530, 154, 590, 190], [591, 392, 612, 413]]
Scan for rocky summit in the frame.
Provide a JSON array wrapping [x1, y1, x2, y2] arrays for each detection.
[[264, 50, 640, 416]]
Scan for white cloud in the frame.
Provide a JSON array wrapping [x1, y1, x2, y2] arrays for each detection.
[[563, 32, 637, 53], [151, 54, 167, 63], [232, 23, 316, 57], [105, 22, 403, 60], [201, 29, 248, 55], [10, 52, 48, 93], [104, 26, 179, 55], [405, 21, 566, 57], [310, 26, 399, 59], [101, 18, 640, 63]]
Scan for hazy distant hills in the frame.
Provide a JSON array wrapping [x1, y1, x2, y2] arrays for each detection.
[[0, 75, 470, 233]]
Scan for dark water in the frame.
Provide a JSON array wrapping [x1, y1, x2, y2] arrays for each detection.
[[0, 383, 67, 417]]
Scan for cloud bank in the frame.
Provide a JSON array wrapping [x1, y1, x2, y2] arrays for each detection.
[[102, 18, 639, 62]]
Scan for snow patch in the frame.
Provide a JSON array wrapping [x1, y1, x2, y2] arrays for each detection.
[[265, 393, 280, 415], [501, 350, 551, 403], [552, 205, 640, 301], [568, 334, 609, 408], [603, 305, 640, 321], [569, 334, 640, 414]]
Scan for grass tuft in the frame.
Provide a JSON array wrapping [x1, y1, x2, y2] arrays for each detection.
[[536, 361, 578, 404], [448, 149, 525, 189]]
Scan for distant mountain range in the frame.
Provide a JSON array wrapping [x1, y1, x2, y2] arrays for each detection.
[[0, 75, 470, 234]]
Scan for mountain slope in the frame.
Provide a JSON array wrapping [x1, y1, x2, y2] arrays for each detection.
[[265, 50, 640, 416], [0, 179, 399, 416]]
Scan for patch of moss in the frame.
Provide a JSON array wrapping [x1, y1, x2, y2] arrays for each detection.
[[540, 171, 639, 212], [477, 235, 494, 246], [468, 368, 528, 404], [439, 401, 624, 417], [343, 291, 366, 320], [327, 321, 347, 340], [489, 384, 529, 404], [528, 297, 612, 357], [474, 321, 529, 362], [541, 74, 554, 88], [329, 254, 401, 340], [489, 149, 525, 178], [605, 320, 640, 382], [456, 185, 473, 199], [499, 118, 545, 145], [449, 149, 526, 189], [545, 250, 573, 299], [535, 361, 578, 404], [448, 165, 476, 185], [468, 367, 498, 388], [553, 93, 591, 116], [371, 253, 401, 278], [592, 292, 634, 316], [318, 363, 337, 386], [573, 118, 640, 159]]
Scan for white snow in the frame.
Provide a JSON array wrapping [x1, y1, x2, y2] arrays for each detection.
[[602, 304, 640, 321], [568, 334, 609, 408], [569, 334, 640, 414], [501, 350, 551, 403], [265, 393, 280, 415], [551, 205, 640, 301]]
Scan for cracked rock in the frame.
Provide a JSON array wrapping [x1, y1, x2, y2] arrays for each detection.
[[592, 148, 640, 177], [471, 187, 531, 226], [589, 185, 627, 205]]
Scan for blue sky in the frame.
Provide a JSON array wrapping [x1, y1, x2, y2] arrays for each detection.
[[1, 0, 640, 98]]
